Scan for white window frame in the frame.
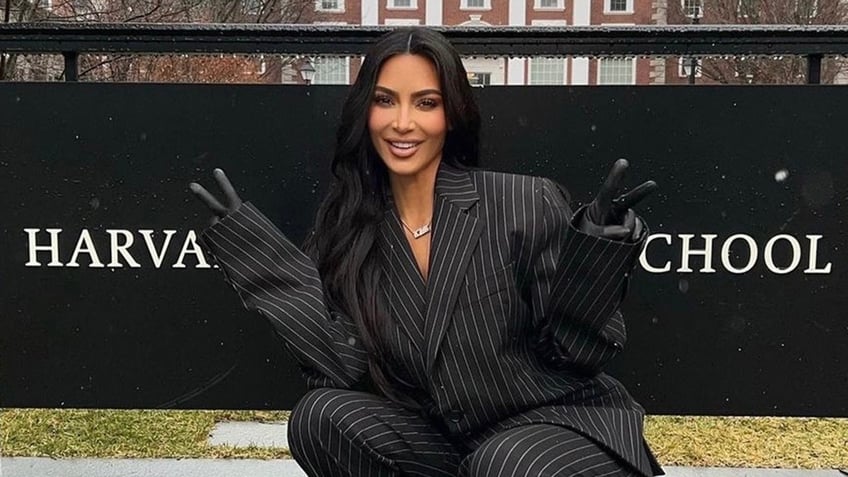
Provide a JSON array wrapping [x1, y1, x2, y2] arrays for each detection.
[[681, 0, 703, 19], [678, 57, 702, 78], [387, 0, 417, 9], [534, 0, 564, 10], [384, 18, 421, 25], [528, 57, 568, 85], [461, 57, 504, 85], [604, 0, 633, 14], [461, 0, 491, 11], [597, 57, 636, 85], [312, 56, 351, 85], [315, 0, 344, 13], [466, 71, 492, 87]]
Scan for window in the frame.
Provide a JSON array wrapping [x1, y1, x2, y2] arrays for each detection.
[[462, 58, 503, 85], [467, 72, 491, 86], [388, 0, 415, 7], [606, 0, 632, 13], [529, 58, 566, 85], [312, 57, 349, 84], [681, 0, 703, 18], [678, 57, 702, 78], [316, 0, 343, 12], [598, 58, 634, 84], [462, 0, 489, 9], [535, 0, 563, 9]]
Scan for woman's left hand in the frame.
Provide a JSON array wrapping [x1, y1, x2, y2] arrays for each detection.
[[580, 158, 657, 241]]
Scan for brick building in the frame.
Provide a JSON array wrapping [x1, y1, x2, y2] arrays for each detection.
[[299, 0, 672, 85]]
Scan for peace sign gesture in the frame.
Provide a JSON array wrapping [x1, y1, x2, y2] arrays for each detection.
[[189, 168, 243, 224], [580, 159, 657, 241]]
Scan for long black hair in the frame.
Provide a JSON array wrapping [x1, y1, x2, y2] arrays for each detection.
[[303, 28, 481, 404]]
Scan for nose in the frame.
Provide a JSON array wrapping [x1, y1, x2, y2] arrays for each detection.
[[393, 104, 415, 133]]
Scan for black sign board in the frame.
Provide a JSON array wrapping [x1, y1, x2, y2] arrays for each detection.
[[1, 84, 845, 416]]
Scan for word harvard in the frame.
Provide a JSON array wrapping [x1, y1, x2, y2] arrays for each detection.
[[23, 229, 212, 268]]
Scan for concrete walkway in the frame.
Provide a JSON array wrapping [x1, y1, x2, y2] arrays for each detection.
[[2, 457, 846, 477]]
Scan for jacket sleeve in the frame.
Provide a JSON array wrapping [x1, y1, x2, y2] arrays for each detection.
[[526, 178, 646, 375], [200, 202, 369, 389]]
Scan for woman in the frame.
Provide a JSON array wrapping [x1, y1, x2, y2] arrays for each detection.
[[191, 27, 662, 477]]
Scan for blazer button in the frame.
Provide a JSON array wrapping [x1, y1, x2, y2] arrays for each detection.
[[447, 410, 464, 423]]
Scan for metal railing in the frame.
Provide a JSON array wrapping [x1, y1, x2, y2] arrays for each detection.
[[2, 23, 848, 83]]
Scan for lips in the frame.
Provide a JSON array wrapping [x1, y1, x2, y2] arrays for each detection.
[[386, 139, 422, 158]]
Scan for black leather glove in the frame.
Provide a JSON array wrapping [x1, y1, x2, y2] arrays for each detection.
[[578, 159, 657, 241]]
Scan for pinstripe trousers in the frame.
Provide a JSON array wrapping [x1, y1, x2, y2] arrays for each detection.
[[288, 388, 640, 477]]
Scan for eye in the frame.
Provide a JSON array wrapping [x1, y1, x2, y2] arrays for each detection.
[[417, 97, 441, 109], [373, 94, 394, 106]]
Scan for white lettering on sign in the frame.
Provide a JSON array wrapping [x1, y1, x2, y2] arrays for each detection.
[[24, 229, 212, 269], [639, 233, 833, 275]]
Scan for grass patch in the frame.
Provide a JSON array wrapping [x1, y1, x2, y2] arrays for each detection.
[[0, 409, 290, 459], [2, 409, 846, 468], [644, 415, 848, 469]]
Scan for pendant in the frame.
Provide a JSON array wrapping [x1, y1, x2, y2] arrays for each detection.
[[412, 224, 431, 239]]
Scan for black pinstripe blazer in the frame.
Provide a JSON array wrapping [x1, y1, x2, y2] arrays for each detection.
[[202, 164, 662, 476]]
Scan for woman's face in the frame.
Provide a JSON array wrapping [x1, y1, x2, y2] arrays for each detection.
[[368, 54, 447, 181]]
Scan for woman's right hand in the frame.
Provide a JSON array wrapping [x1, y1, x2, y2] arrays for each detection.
[[189, 168, 243, 224]]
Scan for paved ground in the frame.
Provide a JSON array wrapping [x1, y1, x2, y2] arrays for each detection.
[[3, 458, 846, 477], [208, 421, 290, 448]]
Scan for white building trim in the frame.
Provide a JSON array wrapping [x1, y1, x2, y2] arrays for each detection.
[[571, 0, 591, 84], [508, 0, 526, 25], [384, 18, 421, 25], [362, 0, 378, 25], [425, 0, 443, 25]]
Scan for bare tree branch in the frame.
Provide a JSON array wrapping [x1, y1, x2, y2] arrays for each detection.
[[671, 0, 848, 84], [1, 0, 313, 81]]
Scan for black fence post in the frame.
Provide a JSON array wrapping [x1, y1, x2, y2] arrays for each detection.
[[807, 53, 823, 84], [62, 51, 78, 82]]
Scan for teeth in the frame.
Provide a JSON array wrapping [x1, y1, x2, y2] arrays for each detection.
[[390, 142, 418, 149]]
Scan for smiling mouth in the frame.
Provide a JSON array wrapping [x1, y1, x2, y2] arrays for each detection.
[[388, 141, 421, 149]]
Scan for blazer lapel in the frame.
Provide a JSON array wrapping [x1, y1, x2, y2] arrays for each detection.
[[424, 164, 483, 372], [378, 211, 427, 347]]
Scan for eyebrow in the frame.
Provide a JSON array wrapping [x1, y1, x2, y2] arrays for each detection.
[[374, 86, 442, 98]]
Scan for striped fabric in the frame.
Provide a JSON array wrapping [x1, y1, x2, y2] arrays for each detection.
[[202, 163, 663, 476], [287, 387, 641, 476]]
